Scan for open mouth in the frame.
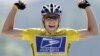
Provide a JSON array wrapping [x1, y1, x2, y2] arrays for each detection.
[[49, 25, 55, 28]]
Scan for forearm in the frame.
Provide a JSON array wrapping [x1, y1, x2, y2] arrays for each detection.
[[85, 6, 98, 35], [79, 0, 99, 40], [2, 5, 18, 32]]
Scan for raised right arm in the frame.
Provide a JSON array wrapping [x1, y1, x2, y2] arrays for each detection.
[[2, 5, 24, 39]]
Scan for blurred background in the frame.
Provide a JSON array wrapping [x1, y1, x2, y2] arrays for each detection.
[[0, 0, 100, 56]]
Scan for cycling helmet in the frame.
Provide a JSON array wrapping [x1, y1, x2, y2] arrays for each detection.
[[41, 3, 62, 16]]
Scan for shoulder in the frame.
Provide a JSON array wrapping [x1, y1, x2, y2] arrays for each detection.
[[57, 28, 78, 32], [24, 28, 43, 31], [23, 28, 45, 34], [57, 28, 79, 34]]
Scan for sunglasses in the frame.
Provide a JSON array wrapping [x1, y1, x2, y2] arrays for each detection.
[[43, 14, 60, 19]]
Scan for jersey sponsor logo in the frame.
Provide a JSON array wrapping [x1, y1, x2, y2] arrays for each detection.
[[41, 38, 61, 48], [36, 36, 66, 54]]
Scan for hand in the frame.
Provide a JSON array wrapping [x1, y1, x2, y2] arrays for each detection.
[[78, 0, 90, 9], [14, 1, 26, 10]]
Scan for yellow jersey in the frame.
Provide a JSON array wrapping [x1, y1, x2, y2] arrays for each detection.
[[22, 28, 80, 56]]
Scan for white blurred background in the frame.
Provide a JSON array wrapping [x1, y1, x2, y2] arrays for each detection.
[[0, 0, 100, 56]]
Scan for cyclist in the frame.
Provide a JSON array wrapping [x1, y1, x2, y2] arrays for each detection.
[[2, 0, 99, 56]]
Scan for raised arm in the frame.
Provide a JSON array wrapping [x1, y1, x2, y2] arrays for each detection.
[[2, 1, 26, 39], [78, 0, 99, 40]]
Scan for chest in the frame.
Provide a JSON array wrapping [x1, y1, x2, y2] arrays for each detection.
[[31, 35, 70, 56]]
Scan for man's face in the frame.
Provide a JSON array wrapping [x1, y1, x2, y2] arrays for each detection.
[[43, 14, 61, 34]]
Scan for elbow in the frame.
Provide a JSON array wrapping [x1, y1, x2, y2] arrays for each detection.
[[88, 27, 99, 36], [2, 30, 7, 34], [2, 29, 5, 33], [90, 30, 99, 36], [94, 31, 99, 35], [92, 32, 99, 36], [2, 27, 13, 34], [1, 29, 11, 34]]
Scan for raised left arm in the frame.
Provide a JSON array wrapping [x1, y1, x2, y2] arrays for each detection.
[[80, 6, 99, 40], [77, 0, 99, 40]]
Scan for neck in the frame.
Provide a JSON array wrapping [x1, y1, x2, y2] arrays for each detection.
[[46, 30, 57, 35]]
